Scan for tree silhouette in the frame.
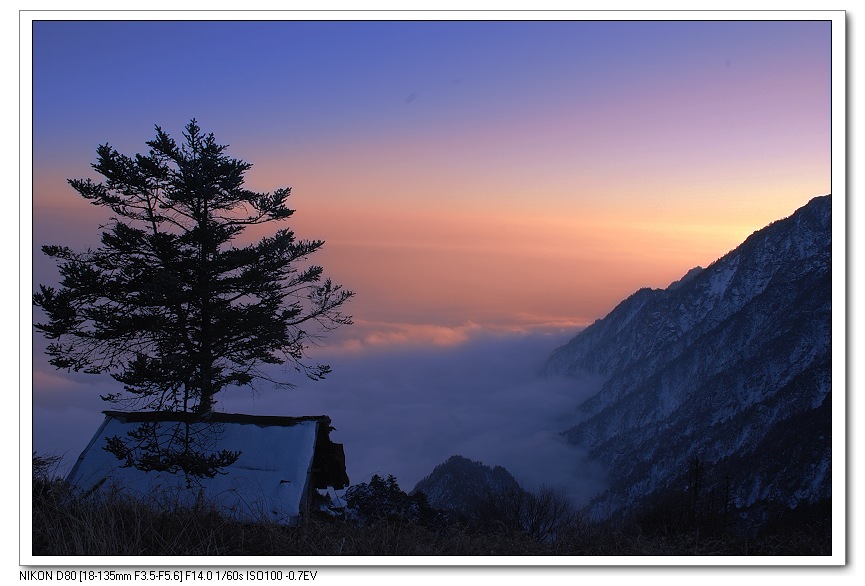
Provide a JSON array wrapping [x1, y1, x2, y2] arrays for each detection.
[[34, 119, 353, 479], [344, 474, 439, 526]]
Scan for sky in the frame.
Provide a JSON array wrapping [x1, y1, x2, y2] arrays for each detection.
[[26, 16, 834, 505]]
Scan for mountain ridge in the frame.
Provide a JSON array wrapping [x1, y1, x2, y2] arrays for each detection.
[[545, 194, 832, 521]]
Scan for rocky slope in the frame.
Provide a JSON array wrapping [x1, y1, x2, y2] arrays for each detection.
[[411, 455, 524, 515], [545, 195, 832, 522]]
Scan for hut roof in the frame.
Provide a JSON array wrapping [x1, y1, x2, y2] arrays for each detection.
[[65, 411, 348, 525]]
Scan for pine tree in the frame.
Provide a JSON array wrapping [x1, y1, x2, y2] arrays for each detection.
[[34, 119, 353, 478]]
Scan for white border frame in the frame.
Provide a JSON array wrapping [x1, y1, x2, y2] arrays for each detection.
[[19, 8, 847, 570]]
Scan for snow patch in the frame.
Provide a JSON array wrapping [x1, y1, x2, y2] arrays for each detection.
[[66, 416, 321, 524]]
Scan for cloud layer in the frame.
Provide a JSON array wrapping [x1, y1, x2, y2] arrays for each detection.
[[32, 327, 608, 508], [218, 328, 609, 506]]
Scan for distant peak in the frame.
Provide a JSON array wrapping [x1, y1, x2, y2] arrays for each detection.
[[667, 266, 703, 291]]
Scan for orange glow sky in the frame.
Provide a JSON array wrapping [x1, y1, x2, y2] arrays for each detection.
[[32, 19, 831, 350]]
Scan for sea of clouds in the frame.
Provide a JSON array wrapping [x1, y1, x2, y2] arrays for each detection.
[[31, 327, 609, 508]]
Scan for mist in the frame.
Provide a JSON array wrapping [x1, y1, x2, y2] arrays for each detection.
[[220, 327, 608, 507], [31, 326, 609, 508]]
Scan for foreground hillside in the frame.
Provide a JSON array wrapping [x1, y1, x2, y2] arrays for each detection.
[[33, 457, 829, 556]]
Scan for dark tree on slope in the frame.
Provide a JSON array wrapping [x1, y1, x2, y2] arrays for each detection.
[[34, 120, 353, 480], [344, 475, 439, 527]]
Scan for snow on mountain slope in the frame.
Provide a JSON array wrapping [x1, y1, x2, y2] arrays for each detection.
[[544, 195, 832, 520]]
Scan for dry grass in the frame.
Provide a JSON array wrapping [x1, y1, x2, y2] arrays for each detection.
[[31, 483, 830, 557], [32, 483, 542, 556], [31, 454, 829, 557]]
